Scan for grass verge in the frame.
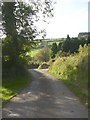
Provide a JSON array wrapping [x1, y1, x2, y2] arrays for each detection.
[[0, 70, 32, 107], [48, 44, 89, 107]]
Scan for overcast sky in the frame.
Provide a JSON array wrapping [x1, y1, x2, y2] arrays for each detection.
[[36, 0, 89, 38]]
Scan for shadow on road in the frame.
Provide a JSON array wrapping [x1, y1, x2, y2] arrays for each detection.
[[2, 69, 88, 118]]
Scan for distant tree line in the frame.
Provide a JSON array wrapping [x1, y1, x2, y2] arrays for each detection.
[[50, 35, 89, 58]]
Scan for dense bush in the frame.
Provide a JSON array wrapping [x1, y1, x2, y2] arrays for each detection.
[[56, 51, 70, 58], [47, 59, 55, 66], [49, 44, 89, 107], [57, 42, 63, 51], [34, 48, 50, 63], [38, 62, 49, 69], [50, 42, 58, 58], [27, 60, 39, 68], [62, 35, 87, 53], [2, 36, 31, 78]]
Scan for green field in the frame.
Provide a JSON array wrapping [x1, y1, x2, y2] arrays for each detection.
[[28, 37, 66, 58], [29, 41, 62, 58], [30, 48, 41, 58]]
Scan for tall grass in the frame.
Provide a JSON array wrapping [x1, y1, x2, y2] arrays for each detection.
[[48, 44, 89, 107]]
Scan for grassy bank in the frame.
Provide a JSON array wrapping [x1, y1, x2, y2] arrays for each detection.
[[0, 70, 32, 107], [48, 44, 89, 107]]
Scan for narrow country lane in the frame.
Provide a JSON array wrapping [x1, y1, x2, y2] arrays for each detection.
[[2, 69, 88, 118]]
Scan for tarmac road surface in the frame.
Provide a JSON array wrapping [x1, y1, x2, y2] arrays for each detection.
[[2, 69, 88, 118]]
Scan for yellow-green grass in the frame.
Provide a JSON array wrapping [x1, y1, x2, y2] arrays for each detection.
[[48, 44, 89, 107], [30, 48, 41, 58], [0, 71, 31, 107]]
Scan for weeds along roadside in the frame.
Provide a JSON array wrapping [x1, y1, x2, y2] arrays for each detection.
[[48, 44, 89, 107]]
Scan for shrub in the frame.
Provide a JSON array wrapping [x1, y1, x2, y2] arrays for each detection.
[[35, 48, 50, 63], [47, 59, 55, 66], [57, 42, 63, 51], [62, 35, 87, 53], [56, 51, 70, 58], [50, 42, 58, 58], [38, 62, 49, 69], [27, 60, 39, 68], [49, 44, 89, 107]]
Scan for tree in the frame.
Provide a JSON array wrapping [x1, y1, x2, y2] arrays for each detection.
[[2, 1, 54, 71], [62, 35, 87, 53], [2, 2, 20, 69], [50, 42, 58, 58], [57, 42, 63, 51], [67, 34, 70, 40], [63, 35, 71, 53]]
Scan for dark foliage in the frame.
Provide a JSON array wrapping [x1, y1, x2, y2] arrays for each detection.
[[2, 1, 54, 77], [50, 42, 58, 58], [62, 35, 87, 53]]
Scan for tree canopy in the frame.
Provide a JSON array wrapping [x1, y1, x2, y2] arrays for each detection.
[[2, 1, 54, 74]]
